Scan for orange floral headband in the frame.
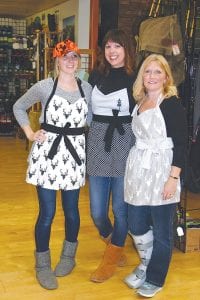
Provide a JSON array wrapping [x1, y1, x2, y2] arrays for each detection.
[[53, 39, 80, 58]]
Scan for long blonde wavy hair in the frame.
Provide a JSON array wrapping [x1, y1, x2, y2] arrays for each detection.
[[133, 54, 178, 103]]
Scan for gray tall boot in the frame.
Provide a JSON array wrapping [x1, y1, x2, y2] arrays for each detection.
[[55, 240, 78, 277], [124, 229, 153, 289], [35, 249, 58, 290]]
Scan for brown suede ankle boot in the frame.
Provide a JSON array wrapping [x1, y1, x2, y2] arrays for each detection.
[[90, 243, 123, 283], [100, 235, 127, 267]]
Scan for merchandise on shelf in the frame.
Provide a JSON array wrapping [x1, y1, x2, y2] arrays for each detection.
[[0, 18, 36, 135]]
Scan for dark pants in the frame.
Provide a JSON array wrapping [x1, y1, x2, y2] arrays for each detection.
[[35, 186, 80, 252], [127, 203, 177, 287]]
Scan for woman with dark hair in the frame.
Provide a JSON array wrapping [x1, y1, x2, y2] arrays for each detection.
[[87, 28, 135, 283]]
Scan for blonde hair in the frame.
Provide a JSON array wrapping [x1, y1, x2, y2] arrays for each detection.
[[54, 57, 59, 78], [133, 54, 178, 103]]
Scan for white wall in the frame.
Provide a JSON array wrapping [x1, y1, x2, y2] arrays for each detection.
[[77, 0, 90, 48]]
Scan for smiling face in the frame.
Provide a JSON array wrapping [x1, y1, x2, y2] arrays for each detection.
[[143, 61, 167, 94], [57, 52, 79, 75], [104, 40, 125, 68]]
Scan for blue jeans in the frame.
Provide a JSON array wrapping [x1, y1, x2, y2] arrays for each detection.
[[35, 186, 80, 252], [89, 176, 128, 247], [127, 203, 177, 287]]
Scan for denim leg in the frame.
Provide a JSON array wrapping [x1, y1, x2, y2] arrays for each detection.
[[89, 176, 113, 238], [127, 204, 151, 235], [61, 189, 80, 242], [35, 186, 56, 252], [110, 177, 128, 247], [146, 203, 177, 287]]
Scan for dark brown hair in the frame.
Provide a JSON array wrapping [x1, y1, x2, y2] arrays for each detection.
[[96, 29, 134, 75]]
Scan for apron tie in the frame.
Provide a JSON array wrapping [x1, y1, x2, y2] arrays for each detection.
[[136, 137, 174, 169], [41, 123, 85, 165], [92, 111, 132, 153], [103, 109, 125, 152]]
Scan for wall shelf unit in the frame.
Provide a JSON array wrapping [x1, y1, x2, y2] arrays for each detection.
[[0, 21, 37, 136]]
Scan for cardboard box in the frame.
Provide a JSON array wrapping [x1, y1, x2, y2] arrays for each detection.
[[185, 228, 200, 252]]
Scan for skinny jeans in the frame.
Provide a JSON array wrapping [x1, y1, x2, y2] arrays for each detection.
[[35, 186, 80, 252], [89, 176, 128, 247]]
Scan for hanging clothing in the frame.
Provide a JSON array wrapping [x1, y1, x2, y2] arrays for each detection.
[[193, 55, 200, 133], [26, 78, 88, 190], [124, 96, 185, 206]]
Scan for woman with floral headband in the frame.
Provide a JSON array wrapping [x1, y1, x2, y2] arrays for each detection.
[[13, 39, 92, 290]]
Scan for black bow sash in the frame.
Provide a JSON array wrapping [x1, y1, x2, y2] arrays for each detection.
[[93, 110, 132, 152], [41, 123, 85, 165]]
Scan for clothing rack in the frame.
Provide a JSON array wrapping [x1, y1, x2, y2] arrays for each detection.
[[148, 0, 200, 252], [176, 0, 200, 252], [183, 1, 200, 139], [149, 0, 187, 39], [149, 0, 181, 17]]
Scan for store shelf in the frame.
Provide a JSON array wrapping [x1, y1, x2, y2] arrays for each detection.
[[0, 23, 36, 136], [175, 189, 200, 252]]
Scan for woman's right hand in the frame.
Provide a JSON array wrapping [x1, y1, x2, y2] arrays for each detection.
[[31, 129, 47, 143], [22, 125, 46, 142]]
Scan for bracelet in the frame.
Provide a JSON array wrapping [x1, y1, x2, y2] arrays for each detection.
[[169, 175, 179, 180]]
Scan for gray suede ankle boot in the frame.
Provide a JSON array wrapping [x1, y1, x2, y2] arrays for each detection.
[[55, 240, 78, 277], [35, 249, 58, 289]]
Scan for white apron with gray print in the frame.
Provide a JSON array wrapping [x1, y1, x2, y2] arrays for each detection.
[[124, 97, 180, 206]]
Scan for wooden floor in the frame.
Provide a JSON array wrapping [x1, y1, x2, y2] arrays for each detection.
[[0, 137, 200, 300]]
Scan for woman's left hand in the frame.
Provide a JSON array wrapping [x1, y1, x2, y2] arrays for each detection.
[[162, 177, 178, 200]]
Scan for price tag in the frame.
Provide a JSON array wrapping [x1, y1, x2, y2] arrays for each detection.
[[172, 43, 180, 56], [177, 226, 184, 237]]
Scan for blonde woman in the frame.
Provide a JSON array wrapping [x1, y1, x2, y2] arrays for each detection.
[[124, 54, 187, 297], [13, 40, 92, 290]]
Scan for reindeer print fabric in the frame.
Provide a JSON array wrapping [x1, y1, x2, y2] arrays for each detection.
[[26, 93, 88, 190], [124, 97, 181, 206]]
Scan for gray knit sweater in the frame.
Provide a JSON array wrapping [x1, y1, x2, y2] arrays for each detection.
[[13, 77, 92, 127]]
